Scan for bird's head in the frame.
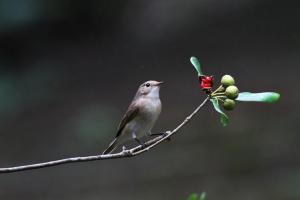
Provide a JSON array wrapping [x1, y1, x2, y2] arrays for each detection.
[[138, 80, 163, 98]]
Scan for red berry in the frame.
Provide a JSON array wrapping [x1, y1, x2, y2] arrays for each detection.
[[199, 75, 214, 90]]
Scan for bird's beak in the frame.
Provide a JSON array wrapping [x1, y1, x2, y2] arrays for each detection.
[[156, 81, 164, 86]]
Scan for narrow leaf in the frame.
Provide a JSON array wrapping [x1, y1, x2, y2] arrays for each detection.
[[190, 56, 203, 76], [210, 98, 229, 126], [199, 192, 206, 200], [187, 193, 199, 200], [236, 92, 280, 103]]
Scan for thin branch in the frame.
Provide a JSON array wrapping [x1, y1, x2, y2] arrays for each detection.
[[0, 96, 210, 174]]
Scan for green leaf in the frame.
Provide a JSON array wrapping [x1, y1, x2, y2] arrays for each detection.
[[187, 192, 206, 200], [199, 192, 206, 200], [210, 98, 229, 126], [190, 56, 203, 76], [187, 193, 199, 200], [236, 92, 280, 103]]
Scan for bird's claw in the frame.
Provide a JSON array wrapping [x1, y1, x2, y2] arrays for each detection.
[[150, 131, 171, 140], [160, 131, 172, 141]]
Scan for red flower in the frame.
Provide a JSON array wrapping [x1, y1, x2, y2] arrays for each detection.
[[199, 75, 214, 90]]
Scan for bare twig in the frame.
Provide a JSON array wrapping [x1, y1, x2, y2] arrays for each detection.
[[0, 96, 210, 174]]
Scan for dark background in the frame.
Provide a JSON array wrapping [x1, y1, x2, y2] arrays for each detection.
[[0, 0, 298, 199]]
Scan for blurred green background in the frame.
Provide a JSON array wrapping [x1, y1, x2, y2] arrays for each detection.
[[0, 0, 297, 199]]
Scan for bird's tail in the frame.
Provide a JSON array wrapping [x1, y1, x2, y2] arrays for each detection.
[[102, 138, 118, 155]]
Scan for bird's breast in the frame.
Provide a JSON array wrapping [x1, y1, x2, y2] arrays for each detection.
[[139, 98, 161, 119], [121, 97, 161, 140]]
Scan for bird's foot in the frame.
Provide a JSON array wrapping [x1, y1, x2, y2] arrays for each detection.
[[134, 138, 147, 149], [150, 131, 171, 141]]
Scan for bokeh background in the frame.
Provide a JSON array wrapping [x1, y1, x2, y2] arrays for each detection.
[[0, 0, 298, 199]]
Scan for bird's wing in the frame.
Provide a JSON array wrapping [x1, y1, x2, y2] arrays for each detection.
[[116, 102, 140, 137]]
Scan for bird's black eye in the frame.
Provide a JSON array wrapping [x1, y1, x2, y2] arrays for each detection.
[[146, 83, 150, 87]]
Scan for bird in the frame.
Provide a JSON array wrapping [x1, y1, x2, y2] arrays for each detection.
[[102, 80, 163, 154]]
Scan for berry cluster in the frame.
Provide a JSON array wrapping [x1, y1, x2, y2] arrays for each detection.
[[211, 75, 239, 111], [190, 56, 280, 126]]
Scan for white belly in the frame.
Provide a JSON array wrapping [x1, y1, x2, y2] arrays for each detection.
[[120, 98, 161, 141]]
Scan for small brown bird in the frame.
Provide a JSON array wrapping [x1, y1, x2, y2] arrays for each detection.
[[103, 80, 163, 154]]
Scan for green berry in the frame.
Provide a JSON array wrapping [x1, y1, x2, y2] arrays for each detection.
[[223, 99, 236, 111], [225, 85, 239, 99], [221, 75, 235, 87]]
